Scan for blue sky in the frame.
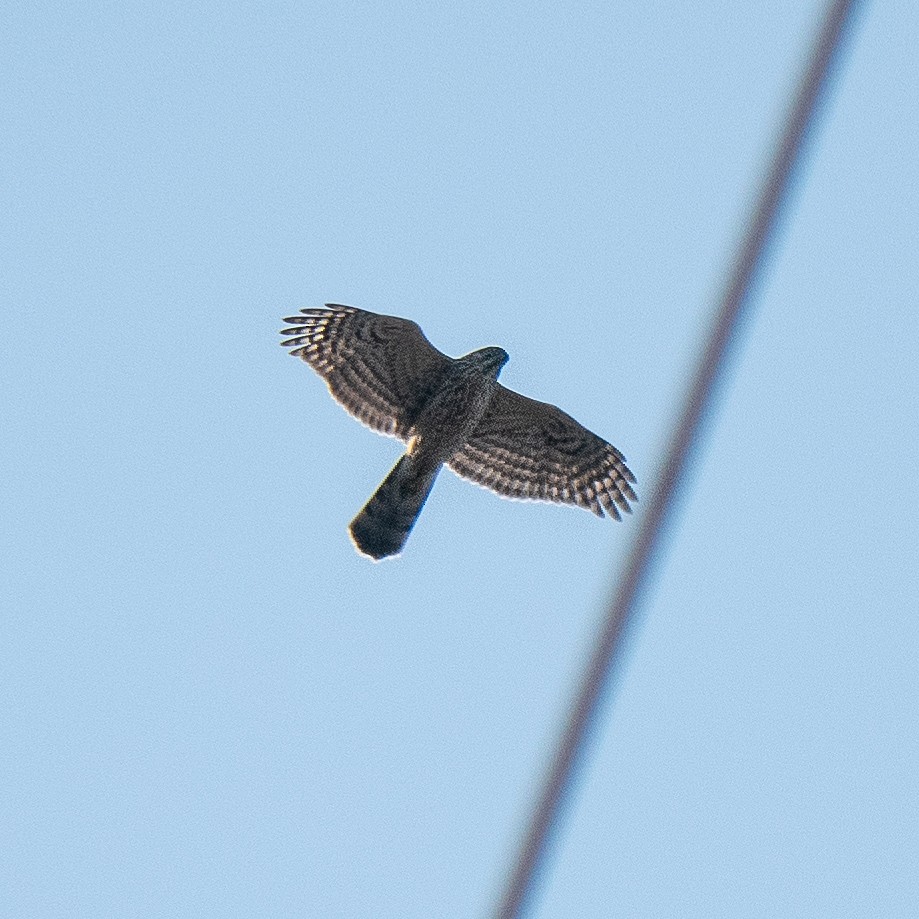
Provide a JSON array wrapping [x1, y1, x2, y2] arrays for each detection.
[[2, 2, 917, 917]]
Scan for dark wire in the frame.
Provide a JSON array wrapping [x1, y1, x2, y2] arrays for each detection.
[[491, 2, 865, 917]]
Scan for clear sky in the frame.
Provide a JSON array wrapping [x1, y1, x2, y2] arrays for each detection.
[[2, 2, 917, 917]]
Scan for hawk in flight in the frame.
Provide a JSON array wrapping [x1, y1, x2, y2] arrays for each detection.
[[280, 305, 636, 560]]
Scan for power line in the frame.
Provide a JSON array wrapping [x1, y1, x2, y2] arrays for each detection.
[[490, 2, 865, 917]]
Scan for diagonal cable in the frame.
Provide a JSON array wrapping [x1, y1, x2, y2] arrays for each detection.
[[491, 1, 865, 917]]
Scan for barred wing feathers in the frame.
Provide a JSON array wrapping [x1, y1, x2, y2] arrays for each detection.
[[448, 385, 637, 519], [280, 304, 453, 440]]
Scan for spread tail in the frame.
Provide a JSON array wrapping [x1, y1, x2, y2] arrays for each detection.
[[349, 456, 439, 560]]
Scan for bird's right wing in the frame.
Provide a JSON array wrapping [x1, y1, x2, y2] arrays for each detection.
[[448, 384, 637, 519], [280, 305, 453, 440]]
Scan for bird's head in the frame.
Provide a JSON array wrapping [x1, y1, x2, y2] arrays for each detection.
[[467, 346, 510, 379]]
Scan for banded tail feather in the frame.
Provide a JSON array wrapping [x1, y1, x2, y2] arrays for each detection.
[[349, 456, 440, 560]]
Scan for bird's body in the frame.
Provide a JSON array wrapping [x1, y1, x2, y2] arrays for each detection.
[[280, 305, 636, 560], [408, 347, 509, 469], [349, 347, 508, 559]]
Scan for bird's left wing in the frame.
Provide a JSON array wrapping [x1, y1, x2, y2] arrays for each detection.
[[448, 384, 637, 518]]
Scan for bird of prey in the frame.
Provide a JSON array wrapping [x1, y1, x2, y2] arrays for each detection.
[[279, 304, 636, 560]]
